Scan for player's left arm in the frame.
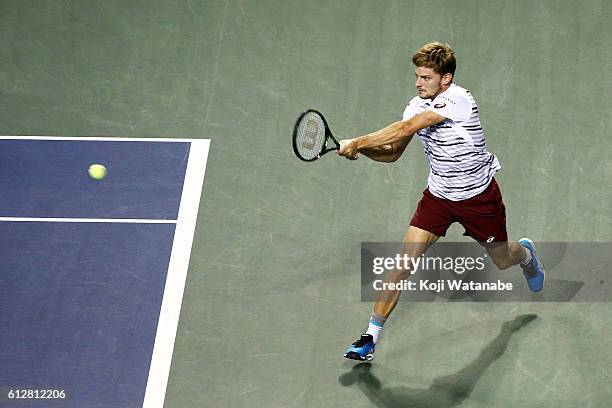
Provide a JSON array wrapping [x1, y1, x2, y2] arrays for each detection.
[[349, 138, 412, 163], [337, 111, 445, 157]]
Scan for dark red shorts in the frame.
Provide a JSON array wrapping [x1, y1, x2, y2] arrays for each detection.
[[410, 178, 508, 246]]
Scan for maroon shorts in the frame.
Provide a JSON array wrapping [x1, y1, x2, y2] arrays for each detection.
[[410, 178, 508, 246]]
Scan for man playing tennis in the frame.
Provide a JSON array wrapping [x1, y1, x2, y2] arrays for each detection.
[[338, 42, 545, 361]]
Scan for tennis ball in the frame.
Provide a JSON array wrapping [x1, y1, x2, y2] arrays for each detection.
[[88, 164, 107, 180]]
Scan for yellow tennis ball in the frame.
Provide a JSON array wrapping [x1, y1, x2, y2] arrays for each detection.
[[88, 164, 107, 180]]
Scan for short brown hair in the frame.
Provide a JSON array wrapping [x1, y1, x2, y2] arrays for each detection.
[[412, 42, 456, 77]]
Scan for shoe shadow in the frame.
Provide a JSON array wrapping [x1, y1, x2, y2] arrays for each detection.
[[338, 314, 538, 408]]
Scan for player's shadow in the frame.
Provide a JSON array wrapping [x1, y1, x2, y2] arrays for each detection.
[[339, 314, 538, 408]]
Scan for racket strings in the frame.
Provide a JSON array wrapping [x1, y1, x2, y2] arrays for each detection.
[[295, 111, 326, 160]]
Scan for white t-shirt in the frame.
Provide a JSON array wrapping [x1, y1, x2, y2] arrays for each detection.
[[402, 83, 501, 201]]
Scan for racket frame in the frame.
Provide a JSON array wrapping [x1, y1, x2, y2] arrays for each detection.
[[292, 109, 340, 162]]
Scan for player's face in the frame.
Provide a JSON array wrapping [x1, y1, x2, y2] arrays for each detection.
[[415, 67, 444, 99]]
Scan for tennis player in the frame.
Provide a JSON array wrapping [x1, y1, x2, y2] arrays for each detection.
[[338, 42, 545, 361]]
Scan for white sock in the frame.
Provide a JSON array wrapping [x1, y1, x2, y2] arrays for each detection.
[[520, 247, 532, 266], [366, 322, 383, 344]]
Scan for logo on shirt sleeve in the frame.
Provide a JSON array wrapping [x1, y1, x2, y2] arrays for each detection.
[[433, 103, 446, 109]]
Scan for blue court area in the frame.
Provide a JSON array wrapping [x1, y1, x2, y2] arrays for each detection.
[[0, 222, 174, 407], [0, 138, 203, 407], [0, 139, 189, 219]]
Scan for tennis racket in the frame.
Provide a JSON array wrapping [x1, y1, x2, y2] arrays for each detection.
[[292, 109, 340, 162]]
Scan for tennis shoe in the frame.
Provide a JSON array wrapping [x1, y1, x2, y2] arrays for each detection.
[[519, 238, 545, 293], [344, 334, 375, 361]]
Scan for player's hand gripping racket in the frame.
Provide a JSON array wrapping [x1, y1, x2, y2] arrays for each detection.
[[292, 109, 340, 161]]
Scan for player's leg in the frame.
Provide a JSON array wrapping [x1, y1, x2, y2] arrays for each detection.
[[344, 187, 453, 361], [457, 179, 545, 292], [344, 225, 439, 361], [486, 239, 545, 292]]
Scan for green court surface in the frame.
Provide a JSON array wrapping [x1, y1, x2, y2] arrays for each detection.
[[2, 1, 612, 407]]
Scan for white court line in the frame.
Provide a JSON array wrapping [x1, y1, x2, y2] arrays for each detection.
[[0, 217, 177, 224], [0, 135, 199, 142], [143, 139, 210, 408]]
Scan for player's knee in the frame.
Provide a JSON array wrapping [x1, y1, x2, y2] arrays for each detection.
[[388, 268, 412, 281]]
